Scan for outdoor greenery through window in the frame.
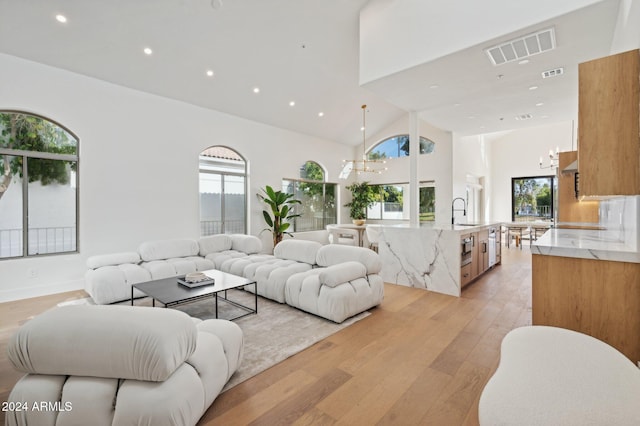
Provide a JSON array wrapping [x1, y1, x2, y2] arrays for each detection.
[[368, 135, 435, 160], [199, 146, 247, 235], [283, 161, 336, 232], [511, 176, 555, 222], [0, 111, 78, 258], [366, 182, 435, 222]]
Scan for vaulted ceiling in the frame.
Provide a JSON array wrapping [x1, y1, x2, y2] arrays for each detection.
[[0, 0, 626, 145]]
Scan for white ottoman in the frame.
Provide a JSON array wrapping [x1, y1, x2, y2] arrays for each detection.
[[479, 326, 640, 426]]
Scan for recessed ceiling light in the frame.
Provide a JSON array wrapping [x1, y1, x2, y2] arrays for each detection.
[[429, 84, 439, 89], [289, 101, 295, 107], [454, 103, 461, 107], [206, 70, 214, 77], [360, 126, 365, 131], [55, 14, 67, 23], [519, 59, 530, 65], [529, 85, 538, 91], [536, 102, 544, 107], [143, 47, 153, 55], [253, 87, 260, 94], [318, 112, 324, 117]]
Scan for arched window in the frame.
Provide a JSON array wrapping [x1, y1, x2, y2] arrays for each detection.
[[368, 135, 435, 160], [0, 111, 79, 258], [282, 161, 336, 232], [199, 146, 247, 235]]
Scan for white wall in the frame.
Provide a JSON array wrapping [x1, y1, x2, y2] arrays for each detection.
[[346, 114, 453, 225], [611, 0, 640, 53], [0, 53, 352, 302], [359, 0, 603, 84], [453, 133, 493, 221], [488, 121, 575, 222]]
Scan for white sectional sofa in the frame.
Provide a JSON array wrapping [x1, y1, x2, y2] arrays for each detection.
[[85, 234, 385, 323], [5, 305, 243, 426]]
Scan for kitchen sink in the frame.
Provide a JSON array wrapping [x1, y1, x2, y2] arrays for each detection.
[[455, 223, 481, 227]]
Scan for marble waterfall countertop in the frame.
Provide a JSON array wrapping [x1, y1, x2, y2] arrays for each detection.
[[531, 228, 640, 263], [375, 222, 502, 297]]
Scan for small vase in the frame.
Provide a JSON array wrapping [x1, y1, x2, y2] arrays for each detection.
[[352, 219, 366, 226]]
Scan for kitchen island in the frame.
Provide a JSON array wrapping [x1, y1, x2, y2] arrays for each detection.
[[376, 222, 502, 297], [531, 227, 640, 363]]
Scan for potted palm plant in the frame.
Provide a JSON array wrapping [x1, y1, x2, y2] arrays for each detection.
[[258, 185, 302, 247], [344, 181, 376, 225]]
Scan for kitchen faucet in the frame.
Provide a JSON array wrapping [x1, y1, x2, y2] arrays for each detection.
[[451, 197, 467, 224]]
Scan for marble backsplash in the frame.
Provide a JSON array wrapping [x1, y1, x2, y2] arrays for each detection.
[[598, 195, 638, 246]]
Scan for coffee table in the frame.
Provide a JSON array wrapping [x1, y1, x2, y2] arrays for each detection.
[[130, 269, 257, 321]]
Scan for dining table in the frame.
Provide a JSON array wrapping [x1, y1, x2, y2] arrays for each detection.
[[501, 221, 552, 249]]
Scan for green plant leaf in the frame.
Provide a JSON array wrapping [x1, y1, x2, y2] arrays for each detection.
[[265, 185, 276, 200], [262, 210, 273, 227]]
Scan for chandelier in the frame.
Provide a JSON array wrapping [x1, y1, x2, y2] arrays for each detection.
[[340, 105, 387, 179], [539, 147, 559, 169]]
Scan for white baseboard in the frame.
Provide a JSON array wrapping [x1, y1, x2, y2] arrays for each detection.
[[0, 279, 84, 303]]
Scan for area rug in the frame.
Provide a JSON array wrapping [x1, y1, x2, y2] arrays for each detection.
[[58, 291, 368, 391]]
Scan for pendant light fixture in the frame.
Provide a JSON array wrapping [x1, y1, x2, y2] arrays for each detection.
[[340, 104, 387, 179]]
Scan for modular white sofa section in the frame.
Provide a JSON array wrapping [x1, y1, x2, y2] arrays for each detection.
[[85, 234, 260, 304], [285, 244, 384, 323], [5, 305, 243, 426]]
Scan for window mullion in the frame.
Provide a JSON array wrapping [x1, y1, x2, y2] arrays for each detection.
[[21, 155, 28, 257], [220, 174, 226, 234]]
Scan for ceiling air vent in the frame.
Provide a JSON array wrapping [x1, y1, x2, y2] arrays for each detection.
[[542, 67, 564, 78], [485, 27, 556, 66], [515, 114, 533, 121]]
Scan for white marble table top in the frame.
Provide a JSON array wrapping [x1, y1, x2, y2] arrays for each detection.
[[531, 228, 639, 264]]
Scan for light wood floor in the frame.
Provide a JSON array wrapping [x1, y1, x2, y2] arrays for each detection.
[[0, 247, 532, 425]]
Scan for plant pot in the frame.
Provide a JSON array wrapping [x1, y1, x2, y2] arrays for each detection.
[[352, 219, 366, 226]]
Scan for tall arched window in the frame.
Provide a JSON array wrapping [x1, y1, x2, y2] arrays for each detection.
[[282, 161, 336, 232], [368, 135, 435, 160], [0, 111, 79, 258], [199, 146, 247, 235]]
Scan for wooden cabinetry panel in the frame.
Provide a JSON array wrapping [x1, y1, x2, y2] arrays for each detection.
[[532, 254, 640, 363], [558, 151, 599, 222], [471, 232, 480, 279], [578, 49, 640, 196], [460, 263, 472, 287]]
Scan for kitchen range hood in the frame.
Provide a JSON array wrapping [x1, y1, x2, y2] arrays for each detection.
[[562, 159, 578, 173]]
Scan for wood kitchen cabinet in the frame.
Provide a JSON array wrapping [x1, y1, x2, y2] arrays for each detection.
[[478, 229, 489, 274], [471, 232, 480, 279], [578, 49, 640, 196], [532, 253, 640, 363], [558, 151, 599, 222], [461, 227, 500, 289], [460, 263, 472, 287]]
